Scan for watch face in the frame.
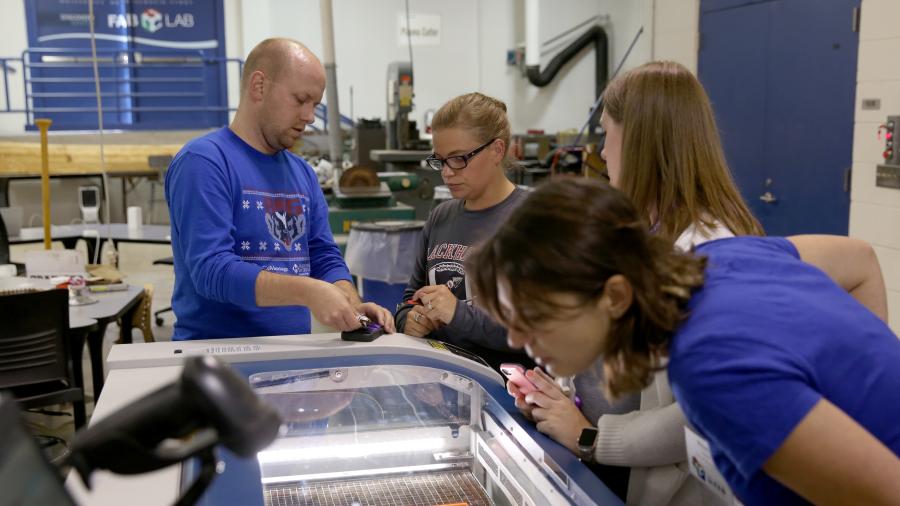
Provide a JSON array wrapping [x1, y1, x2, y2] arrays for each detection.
[[578, 427, 599, 447]]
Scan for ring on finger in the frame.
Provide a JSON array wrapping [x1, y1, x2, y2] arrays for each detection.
[[413, 313, 421, 323]]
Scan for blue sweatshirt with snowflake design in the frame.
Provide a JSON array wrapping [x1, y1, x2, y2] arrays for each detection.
[[165, 127, 351, 340]]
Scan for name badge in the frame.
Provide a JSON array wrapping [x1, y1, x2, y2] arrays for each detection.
[[684, 426, 743, 506]]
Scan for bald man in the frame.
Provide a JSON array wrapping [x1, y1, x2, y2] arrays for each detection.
[[165, 38, 394, 340]]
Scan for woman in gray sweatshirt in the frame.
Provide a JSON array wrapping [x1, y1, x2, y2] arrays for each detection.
[[394, 92, 528, 370]]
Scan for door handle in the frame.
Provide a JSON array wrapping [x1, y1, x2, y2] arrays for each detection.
[[759, 191, 777, 204]]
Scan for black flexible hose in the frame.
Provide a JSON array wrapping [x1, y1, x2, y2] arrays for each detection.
[[526, 25, 609, 99]]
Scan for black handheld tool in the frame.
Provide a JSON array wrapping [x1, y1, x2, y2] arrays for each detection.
[[65, 355, 282, 506], [341, 316, 386, 342]]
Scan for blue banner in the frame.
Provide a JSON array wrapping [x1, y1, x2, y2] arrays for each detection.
[[24, 0, 228, 130]]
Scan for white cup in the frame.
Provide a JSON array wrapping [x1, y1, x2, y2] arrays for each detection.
[[127, 206, 143, 230], [0, 264, 17, 278]]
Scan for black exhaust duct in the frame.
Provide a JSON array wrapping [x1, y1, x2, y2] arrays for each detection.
[[526, 25, 609, 100]]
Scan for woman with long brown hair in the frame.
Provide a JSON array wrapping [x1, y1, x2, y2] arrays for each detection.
[[602, 61, 763, 245], [471, 178, 898, 505]]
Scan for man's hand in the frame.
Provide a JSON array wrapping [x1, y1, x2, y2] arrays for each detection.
[[304, 279, 363, 331], [356, 302, 396, 333], [403, 305, 440, 337], [525, 368, 593, 454], [414, 284, 458, 325], [255, 273, 396, 332]]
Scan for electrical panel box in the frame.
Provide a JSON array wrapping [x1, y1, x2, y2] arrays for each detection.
[[877, 116, 900, 189]]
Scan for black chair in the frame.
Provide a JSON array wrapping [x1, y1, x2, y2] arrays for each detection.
[[0, 210, 25, 275], [153, 256, 174, 326], [0, 288, 86, 429]]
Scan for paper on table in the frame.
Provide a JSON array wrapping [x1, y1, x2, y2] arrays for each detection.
[[0, 277, 55, 296]]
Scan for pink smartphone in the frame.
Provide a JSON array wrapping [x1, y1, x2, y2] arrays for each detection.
[[500, 363, 538, 396]]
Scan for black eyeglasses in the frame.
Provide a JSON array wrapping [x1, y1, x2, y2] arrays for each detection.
[[425, 138, 496, 171]]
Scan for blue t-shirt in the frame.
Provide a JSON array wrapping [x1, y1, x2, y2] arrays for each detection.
[[668, 237, 900, 505], [165, 128, 351, 340]]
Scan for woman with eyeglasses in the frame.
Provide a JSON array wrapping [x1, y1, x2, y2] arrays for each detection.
[[505, 61, 764, 505], [469, 178, 899, 506], [394, 92, 529, 370]]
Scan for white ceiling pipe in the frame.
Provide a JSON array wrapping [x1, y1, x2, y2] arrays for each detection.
[[525, 0, 541, 68], [320, 0, 343, 173]]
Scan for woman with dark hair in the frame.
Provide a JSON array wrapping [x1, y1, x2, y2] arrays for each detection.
[[470, 178, 900, 505], [505, 61, 763, 505]]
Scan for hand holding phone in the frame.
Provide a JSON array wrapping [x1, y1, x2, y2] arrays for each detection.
[[500, 363, 538, 396]]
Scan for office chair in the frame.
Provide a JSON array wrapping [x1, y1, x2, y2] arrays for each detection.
[[153, 256, 174, 326], [125, 284, 155, 343], [0, 288, 86, 428]]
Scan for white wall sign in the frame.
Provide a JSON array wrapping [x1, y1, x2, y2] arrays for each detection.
[[398, 13, 441, 46]]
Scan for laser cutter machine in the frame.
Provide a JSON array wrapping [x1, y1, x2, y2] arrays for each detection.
[[66, 333, 623, 506]]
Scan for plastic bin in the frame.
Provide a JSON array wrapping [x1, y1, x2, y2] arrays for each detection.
[[344, 220, 425, 311]]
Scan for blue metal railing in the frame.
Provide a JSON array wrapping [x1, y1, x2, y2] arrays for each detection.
[[316, 103, 354, 129], [0, 47, 353, 131], [17, 47, 239, 129]]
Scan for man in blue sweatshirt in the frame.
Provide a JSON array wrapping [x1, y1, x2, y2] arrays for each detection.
[[165, 38, 395, 340]]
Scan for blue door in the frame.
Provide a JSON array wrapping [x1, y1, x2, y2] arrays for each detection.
[[699, 0, 860, 235]]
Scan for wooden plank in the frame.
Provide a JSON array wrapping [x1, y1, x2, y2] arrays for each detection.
[[0, 141, 184, 176]]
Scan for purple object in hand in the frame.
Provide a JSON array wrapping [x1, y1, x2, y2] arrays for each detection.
[[341, 321, 386, 342]]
